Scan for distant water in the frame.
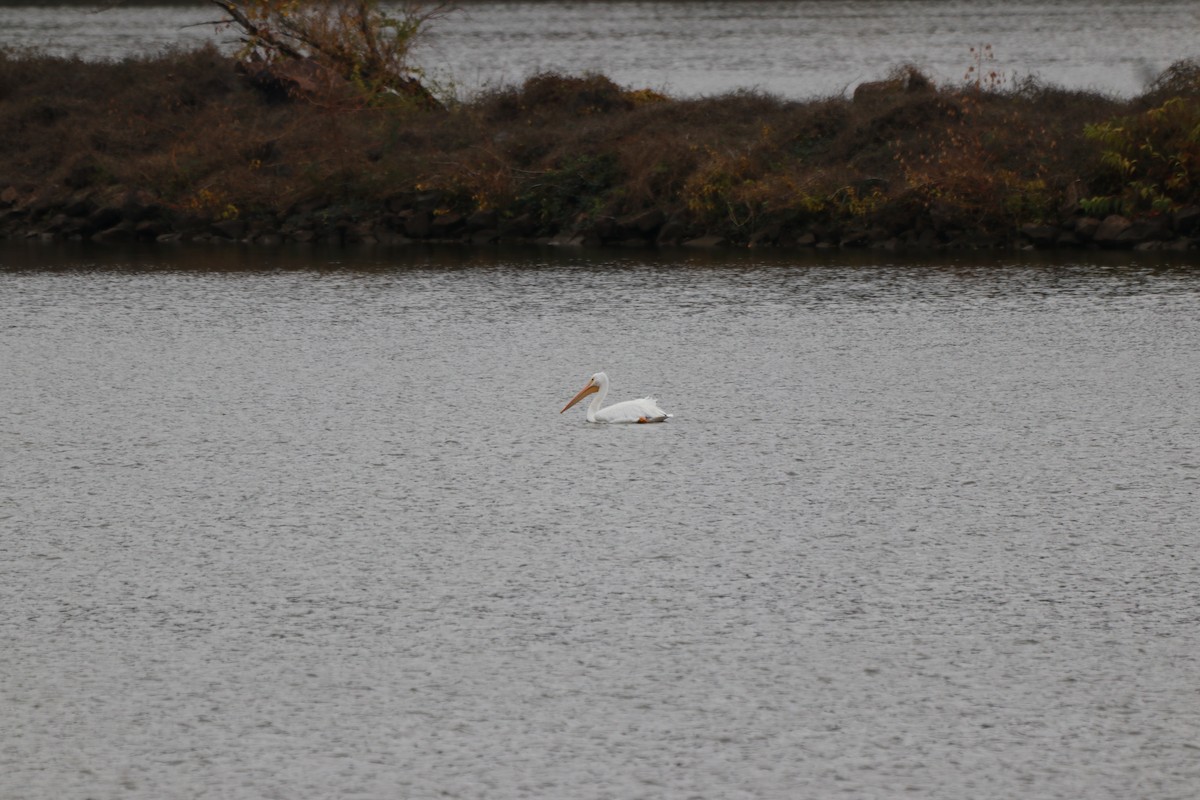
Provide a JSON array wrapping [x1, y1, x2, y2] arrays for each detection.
[[3, 242, 1200, 799], [0, 0, 1197, 97]]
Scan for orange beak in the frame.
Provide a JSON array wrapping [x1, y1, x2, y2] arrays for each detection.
[[560, 379, 598, 413]]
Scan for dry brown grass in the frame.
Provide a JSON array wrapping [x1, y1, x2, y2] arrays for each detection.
[[0, 47, 1194, 245]]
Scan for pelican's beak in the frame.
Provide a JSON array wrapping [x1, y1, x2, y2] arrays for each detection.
[[560, 379, 598, 413]]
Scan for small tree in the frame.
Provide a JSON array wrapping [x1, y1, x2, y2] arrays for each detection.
[[209, 0, 448, 108]]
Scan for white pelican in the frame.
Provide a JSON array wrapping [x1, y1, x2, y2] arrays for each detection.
[[559, 371, 671, 423]]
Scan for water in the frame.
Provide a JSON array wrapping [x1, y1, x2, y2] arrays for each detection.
[[3, 242, 1200, 799], [1, 0, 1197, 97]]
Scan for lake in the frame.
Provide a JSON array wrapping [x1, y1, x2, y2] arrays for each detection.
[[2, 241, 1199, 799], [0, 0, 1197, 98]]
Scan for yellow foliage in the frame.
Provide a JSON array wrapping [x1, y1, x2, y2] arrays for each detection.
[[626, 88, 668, 107]]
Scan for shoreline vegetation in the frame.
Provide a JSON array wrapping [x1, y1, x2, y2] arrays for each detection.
[[1, 4, 1199, 254]]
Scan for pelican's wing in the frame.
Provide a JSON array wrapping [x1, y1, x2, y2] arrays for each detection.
[[593, 397, 671, 424]]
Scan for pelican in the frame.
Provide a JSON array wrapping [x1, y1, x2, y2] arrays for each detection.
[[559, 371, 671, 423]]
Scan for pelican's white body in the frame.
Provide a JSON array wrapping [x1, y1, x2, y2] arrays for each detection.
[[588, 396, 670, 424], [560, 371, 670, 424]]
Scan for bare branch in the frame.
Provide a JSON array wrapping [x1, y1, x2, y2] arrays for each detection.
[[206, 0, 446, 109]]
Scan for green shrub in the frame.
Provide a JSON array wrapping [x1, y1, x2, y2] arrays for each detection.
[[1083, 97, 1200, 215]]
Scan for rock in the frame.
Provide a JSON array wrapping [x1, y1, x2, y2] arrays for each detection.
[[501, 213, 538, 238], [588, 216, 618, 241], [945, 231, 999, 249], [471, 229, 500, 245], [375, 231, 412, 246], [413, 192, 443, 212], [172, 214, 210, 236], [656, 219, 688, 245], [466, 209, 499, 231], [617, 208, 666, 237], [121, 190, 162, 223], [87, 205, 124, 232], [852, 67, 931, 104], [135, 219, 170, 240], [839, 230, 870, 248], [793, 232, 818, 247], [1123, 217, 1171, 242], [289, 198, 327, 218], [1172, 205, 1200, 234], [1092, 215, 1132, 246], [1119, 217, 1170, 245], [91, 221, 136, 244], [58, 217, 97, 239], [548, 232, 586, 247], [1073, 216, 1102, 241], [343, 221, 376, 243], [211, 219, 247, 240], [385, 195, 413, 214], [404, 210, 432, 238], [373, 214, 404, 234], [1086, 215, 1168, 248], [1019, 223, 1061, 248], [683, 234, 727, 248], [429, 212, 464, 238], [0, 186, 19, 207], [927, 201, 963, 232], [42, 213, 70, 234], [748, 224, 781, 248], [28, 194, 63, 218], [62, 192, 96, 218], [914, 229, 940, 248]]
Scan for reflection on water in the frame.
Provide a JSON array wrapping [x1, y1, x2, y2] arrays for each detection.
[[1, 0, 1196, 97], [3, 243, 1200, 800]]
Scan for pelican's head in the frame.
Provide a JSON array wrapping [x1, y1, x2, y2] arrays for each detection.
[[560, 371, 607, 413]]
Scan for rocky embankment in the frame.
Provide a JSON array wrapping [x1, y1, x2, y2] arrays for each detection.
[[3, 184, 1198, 252]]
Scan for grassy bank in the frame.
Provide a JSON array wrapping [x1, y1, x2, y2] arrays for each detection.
[[1, 46, 1199, 251]]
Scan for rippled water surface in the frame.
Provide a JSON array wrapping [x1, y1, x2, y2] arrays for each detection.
[[3, 243, 1200, 799], [1, 0, 1197, 97]]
